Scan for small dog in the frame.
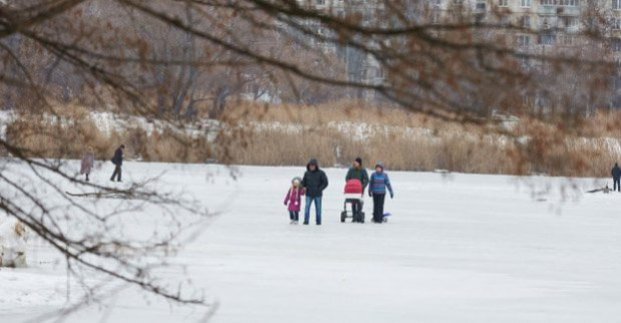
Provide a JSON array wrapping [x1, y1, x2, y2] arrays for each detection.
[[0, 218, 29, 268]]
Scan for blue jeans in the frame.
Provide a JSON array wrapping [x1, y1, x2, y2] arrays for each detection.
[[304, 196, 322, 225]]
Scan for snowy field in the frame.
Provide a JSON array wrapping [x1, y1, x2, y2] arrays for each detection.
[[1, 162, 621, 322]]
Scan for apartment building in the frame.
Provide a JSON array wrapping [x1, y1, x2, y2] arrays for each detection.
[[290, 0, 621, 104], [291, 0, 387, 100]]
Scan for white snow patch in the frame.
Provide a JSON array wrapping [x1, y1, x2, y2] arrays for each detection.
[[0, 163, 620, 322]]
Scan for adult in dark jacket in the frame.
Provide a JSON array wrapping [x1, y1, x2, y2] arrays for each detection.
[[110, 145, 125, 182], [345, 157, 369, 220], [302, 158, 329, 225], [612, 163, 621, 192], [345, 157, 369, 189]]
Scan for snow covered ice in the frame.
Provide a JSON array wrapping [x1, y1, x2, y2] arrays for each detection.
[[1, 163, 621, 322]]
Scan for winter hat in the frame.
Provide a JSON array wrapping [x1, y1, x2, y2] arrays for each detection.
[[355, 157, 362, 165], [375, 162, 384, 171], [307, 158, 319, 171], [292, 177, 302, 185]]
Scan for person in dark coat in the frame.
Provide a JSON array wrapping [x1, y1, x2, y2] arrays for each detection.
[[612, 163, 621, 192], [110, 145, 125, 182], [302, 158, 329, 225], [345, 157, 369, 220], [369, 162, 393, 223]]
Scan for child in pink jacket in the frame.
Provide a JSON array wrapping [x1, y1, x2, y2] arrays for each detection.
[[284, 177, 304, 224]]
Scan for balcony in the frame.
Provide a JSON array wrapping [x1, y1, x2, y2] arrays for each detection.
[[538, 4, 580, 16], [537, 5, 557, 16], [556, 6, 580, 16]]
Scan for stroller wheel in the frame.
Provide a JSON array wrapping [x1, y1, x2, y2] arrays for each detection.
[[340, 211, 346, 223]]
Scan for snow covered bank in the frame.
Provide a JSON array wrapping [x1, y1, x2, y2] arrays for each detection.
[[1, 163, 620, 322], [0, 217, 28, 268]]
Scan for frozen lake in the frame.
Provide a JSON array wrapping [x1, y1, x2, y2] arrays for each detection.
[[1, 163, 620, 322]]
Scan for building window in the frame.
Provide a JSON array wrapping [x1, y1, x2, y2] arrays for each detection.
[[520, 57, 531, 68], [614, 0, 621, 10], [517, 35, 531, 46], [431, 10, 441, 23], [499, 0, 508, 6], [541, 0, 555, 5], [614, 18, 621, 30], [499, 15, 510, 26], [522, 16, 531, 28], [541, 33, 556, 45], [558, 0, 578, 5], [376, 68, 384, 78], [521, 0, 531, 7], [613, 38, 621, 52], [560, 35, 574, 45], [562, 16, 578, 28]]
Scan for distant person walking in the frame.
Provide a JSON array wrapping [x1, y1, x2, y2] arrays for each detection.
[[302, 158, 329, 225], [612, 163, 621, 192], [80, 147, 95, 182], [345, 157, 369, 218], [369, 163, 394, 223], [110, 144, 125, 182]]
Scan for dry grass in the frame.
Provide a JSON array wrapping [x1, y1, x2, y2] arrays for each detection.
[[509, 116, 621, 177], [4, 111, 213, 163], [225, 100, 466, 130], [224, 101, 621, 177], [225, 127, 516, 173], [4, 101, 621, 177]]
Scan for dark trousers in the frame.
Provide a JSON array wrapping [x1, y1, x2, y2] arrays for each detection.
[[110, 165, 122, 182], [615, 178, 620, 192], [289, 211, 299, 221], [351, 200, 363, 222], [372, 193, 386, 223]]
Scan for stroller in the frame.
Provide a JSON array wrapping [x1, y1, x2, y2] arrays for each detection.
[[340, 179, 365, 223]]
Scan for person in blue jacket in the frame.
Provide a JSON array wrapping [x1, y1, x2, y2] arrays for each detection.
[[369, 162, 393, 223]]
